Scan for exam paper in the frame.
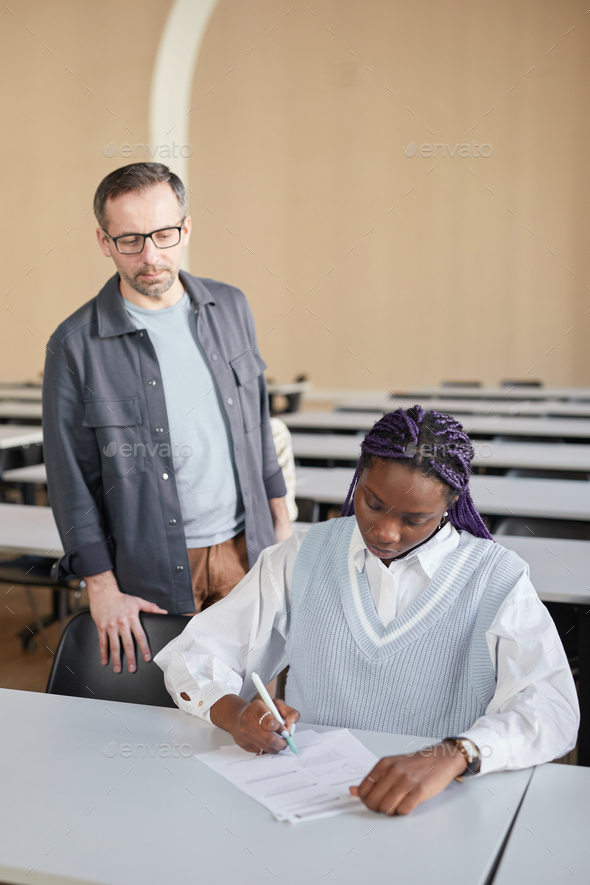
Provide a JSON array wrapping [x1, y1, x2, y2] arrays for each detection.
[[195, 729, 378, 824]]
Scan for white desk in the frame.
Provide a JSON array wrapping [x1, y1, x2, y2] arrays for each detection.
[[0, 688, 533, 885], [408, 386, 590, 402], [293, 434, 363, 460], [0, 387, 42, 402], [292, 435, 590, 473], [337, 396, 590, 419], [0, 401, 42, 421], [0, 502, 63, 556], [295, 468, 590, 521], [284, 411, 590, 440], [2, 464, 47, 484], [285, 411, 384, 432], [495, 536, 590, 605], [493, 763, 590, 884], [267, 381, 312, 396], [0, 425, 43, 449]]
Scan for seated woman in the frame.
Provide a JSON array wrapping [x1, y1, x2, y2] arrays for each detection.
[[155, 407, 578, 815]]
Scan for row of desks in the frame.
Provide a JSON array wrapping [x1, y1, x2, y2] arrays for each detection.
[[284, 410, 590, 440], [1, 503, 588, 606], [294, 468, 590, 522], [3, 464, 590, 523], [406, 385, 590, 401], [337, 395, 590, 418], [3, 382, 590, 401], [0, 687, 586, 885], [290, 434, 590, 473]]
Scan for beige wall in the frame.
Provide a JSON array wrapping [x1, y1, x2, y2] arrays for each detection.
[[188, 0, 590, 390], [0, 0, 171, 382], [1, 0, 588, 391]]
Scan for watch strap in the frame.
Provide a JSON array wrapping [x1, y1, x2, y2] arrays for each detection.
[[444, 736, 481, 778]]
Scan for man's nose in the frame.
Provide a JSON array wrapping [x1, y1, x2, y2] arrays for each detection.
[[141, 236, 161, 263]]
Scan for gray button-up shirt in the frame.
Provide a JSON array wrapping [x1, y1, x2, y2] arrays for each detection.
[[43, 272, 286, 614]]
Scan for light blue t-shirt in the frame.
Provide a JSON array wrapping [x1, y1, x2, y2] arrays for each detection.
[[122, 293, 245, 548]]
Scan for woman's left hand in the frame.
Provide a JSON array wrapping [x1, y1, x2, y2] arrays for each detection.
[[350, 742, 468, 816]]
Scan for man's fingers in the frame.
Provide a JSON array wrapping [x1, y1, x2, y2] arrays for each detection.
[[107, 628, 123, 674], [119, 624, 138, 673], [139, 600, 168, 614], [97, 627, 109, 667], [130, 619, 152, 663]]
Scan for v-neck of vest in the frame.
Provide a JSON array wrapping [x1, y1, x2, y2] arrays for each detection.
[[337, 519, 490, 661]]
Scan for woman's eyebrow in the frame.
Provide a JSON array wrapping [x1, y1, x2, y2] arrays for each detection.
[[364, 484, 385, 505]]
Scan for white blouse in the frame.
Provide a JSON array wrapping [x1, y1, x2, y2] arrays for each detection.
[[155, 523, 579, 775]]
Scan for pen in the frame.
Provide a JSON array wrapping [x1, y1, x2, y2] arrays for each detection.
[[251, 672, 298, 755]]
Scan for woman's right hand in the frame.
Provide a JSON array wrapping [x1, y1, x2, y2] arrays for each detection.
[[211, 695, 300, 754]]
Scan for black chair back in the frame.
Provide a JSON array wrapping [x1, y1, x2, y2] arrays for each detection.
[[46, 611, 189, 707]]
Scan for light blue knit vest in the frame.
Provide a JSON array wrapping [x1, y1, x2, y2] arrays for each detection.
[[285, 516, 527, 738]]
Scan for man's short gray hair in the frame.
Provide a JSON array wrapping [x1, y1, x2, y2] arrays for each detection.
[[94, 162, 188, 229]]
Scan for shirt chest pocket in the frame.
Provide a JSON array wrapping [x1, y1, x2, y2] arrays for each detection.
[[229, 348, 267, 433], [83, 397, 146, 475]]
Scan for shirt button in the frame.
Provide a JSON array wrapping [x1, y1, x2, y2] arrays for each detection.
[[169, 518, 177, 525], [211, 352, 218, 361], [227, 397, 234, 406], [198, 701, 203, 706], [162, 473, 169, 480], [138, 331, 144, 338], [176, 565, 184, 571], [148, 380, 157, 386], [155, 427, 164, 434]]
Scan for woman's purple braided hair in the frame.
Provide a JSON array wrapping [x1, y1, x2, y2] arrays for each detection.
[[341, 405, 493, 540]]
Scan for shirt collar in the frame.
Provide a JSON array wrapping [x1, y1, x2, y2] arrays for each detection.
[[96, 271, 216, 338], [351, 520, 459, 579]]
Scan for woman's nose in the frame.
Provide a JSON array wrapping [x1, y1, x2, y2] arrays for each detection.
[[373, 518, 402, 545]]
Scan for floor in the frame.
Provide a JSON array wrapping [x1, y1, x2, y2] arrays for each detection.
[[0, 581, 86, 693]]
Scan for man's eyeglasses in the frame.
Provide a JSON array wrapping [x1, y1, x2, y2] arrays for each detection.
[[104, 219, 186, 255]]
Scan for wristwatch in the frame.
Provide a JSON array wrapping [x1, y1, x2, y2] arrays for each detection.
[[444, 737, 481, 779]]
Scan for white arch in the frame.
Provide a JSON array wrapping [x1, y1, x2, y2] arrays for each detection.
[[150, 0, 220, 267]]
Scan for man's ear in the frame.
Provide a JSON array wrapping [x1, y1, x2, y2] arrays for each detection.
[[182, 214, 192, 247], [96, 227, 113, 258]]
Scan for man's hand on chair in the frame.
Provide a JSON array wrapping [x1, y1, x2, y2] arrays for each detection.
[[85, 570, 168, 673]]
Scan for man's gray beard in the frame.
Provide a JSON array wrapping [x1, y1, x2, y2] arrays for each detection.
[[121, 266, 176, 298]]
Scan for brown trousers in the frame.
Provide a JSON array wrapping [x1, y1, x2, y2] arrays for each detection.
[[187, 530, 249, 613]]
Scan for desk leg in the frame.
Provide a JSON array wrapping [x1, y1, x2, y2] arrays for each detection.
[[578, 608, 590, 766]]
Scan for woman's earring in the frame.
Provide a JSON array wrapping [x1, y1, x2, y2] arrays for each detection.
[[439, 511, 448, 529]]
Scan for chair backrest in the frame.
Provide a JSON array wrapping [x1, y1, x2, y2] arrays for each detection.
[[46, 611, 189, 707]]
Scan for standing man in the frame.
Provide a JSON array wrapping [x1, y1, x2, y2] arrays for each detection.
[[43, 163, 291, 674]]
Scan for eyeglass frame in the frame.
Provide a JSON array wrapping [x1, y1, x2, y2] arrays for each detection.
[[102, 218, 186, 255]]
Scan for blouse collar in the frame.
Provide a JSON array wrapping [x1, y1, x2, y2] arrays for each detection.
[[351, 520, 460, 579]]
